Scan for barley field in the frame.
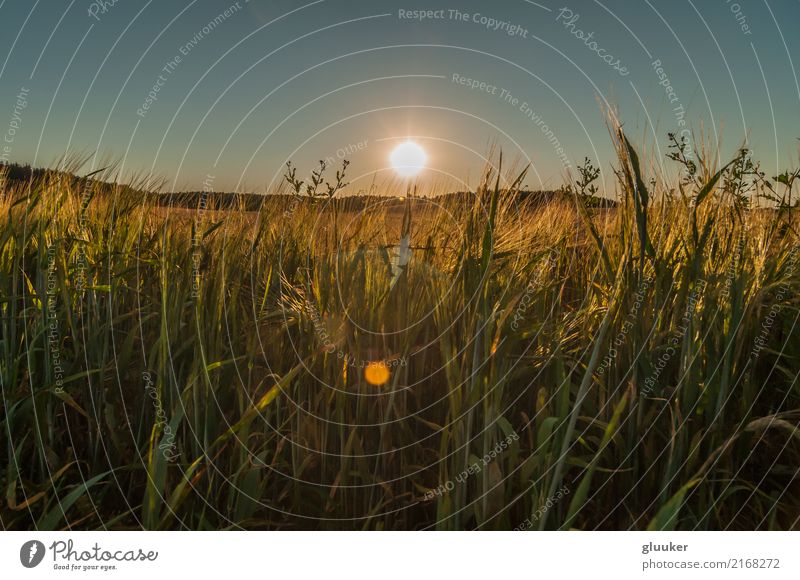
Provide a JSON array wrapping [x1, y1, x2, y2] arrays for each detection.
[[1, 128, 799, 530]]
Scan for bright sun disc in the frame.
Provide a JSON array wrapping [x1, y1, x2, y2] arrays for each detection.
[[390, 141, 427, 177]]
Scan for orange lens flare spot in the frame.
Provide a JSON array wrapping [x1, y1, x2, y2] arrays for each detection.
[[364, 362, 390, 386]]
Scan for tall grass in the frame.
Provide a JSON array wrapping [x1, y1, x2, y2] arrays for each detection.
[[1, 128, 798, 530]]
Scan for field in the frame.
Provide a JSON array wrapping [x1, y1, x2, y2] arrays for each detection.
[[1, 128, 799, 530]]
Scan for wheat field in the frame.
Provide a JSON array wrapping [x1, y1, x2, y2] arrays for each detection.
[[1, 127, 799, 530]]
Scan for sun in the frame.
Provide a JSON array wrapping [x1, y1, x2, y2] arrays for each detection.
[[390, 141, 427, 177]]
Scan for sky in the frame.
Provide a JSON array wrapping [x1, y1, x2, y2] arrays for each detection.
[[1, 0, 798, 194]]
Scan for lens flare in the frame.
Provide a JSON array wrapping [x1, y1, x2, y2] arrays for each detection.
[[364, 362, 391, 385]]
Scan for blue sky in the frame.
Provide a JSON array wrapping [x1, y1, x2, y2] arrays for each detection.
[[1, 0, 798, 193]]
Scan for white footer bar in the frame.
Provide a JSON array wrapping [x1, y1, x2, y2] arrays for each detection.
[[1, 532, 797, 578]]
